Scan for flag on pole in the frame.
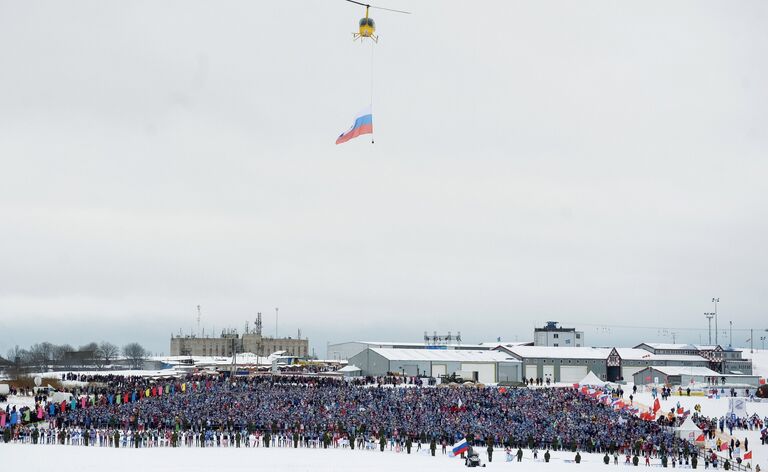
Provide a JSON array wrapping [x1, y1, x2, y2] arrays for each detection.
[[653, 398, 661, 414], [744, 451, 752, 460], [451, 438, 469, 456], [336, 106, 373, 144]]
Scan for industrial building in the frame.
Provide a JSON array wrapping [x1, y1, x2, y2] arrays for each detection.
[[171, 331, 308, 357], [171, 313, 308, 358], [328, 340, 495, 361], [347, 348, 522, 384], [328, 331, 533, 361], [332, 323, 755, 384], [534, 321, 584, 347], [633, 343, 753, 375], [497, 345, 713, 383], [632, 366, 761, 387]]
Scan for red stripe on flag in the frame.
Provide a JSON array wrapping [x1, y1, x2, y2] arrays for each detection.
[[336, 123, 373, 144]]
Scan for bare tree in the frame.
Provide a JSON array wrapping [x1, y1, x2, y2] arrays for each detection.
[[5, 345, 27, 379], [6, 345, 24, 363], [17, 348, 34, 366], [98, 342, 119, 367], [122, 342, 147, 369], [28, 342, 54, 371], [52, 344, 74, 368]]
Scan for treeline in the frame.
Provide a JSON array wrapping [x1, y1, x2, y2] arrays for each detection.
[[3, 341, 149, 373]]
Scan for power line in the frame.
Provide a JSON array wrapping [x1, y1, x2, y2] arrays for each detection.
[[558, 320, 762, 333]]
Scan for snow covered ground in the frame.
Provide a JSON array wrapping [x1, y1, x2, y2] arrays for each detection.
[[742, 349, 768, 379], [38, 369, 180, 378], [0, 394, 36, 411], [0, 444, 677, 472], [631, 387, 768, 419], [630, 387, 768, 469], [4, 359, 766, 470]]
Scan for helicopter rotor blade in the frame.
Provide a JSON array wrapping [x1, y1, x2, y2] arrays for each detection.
[[369, 5, 411, 14], [343, 0, 411, 15]]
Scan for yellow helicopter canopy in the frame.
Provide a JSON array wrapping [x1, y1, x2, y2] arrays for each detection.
[[359, 17, 375, 28]]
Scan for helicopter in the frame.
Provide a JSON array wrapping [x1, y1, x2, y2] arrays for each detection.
[[344, 0, 410, 43]]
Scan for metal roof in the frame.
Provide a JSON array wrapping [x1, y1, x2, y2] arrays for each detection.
[[637, 343, 699, 350], [637, 366, 721, 376], [501, 346, 707, 362], [502, 346, 614, 360], [350, 341, 493, 349], [614, 349, 707, 362], [367, 348, 520, 363]]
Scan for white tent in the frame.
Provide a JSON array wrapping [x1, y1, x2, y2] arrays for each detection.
[[676, 417, 702, 442], [578, 371, 608, 386], [338, 365, 362, 377]]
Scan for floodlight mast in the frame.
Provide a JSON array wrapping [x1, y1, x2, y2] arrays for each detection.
[[712, 298, 720, 345], [704, 313, 715, 345]]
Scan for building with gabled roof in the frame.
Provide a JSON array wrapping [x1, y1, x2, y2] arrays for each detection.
[[632, 366, 760, 387], [348, 348, 522, 384], [634, 343, 752, 375], [495, 345, 710, 383]]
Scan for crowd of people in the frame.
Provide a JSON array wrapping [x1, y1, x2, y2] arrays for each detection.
[[2, 373, 687, 458]]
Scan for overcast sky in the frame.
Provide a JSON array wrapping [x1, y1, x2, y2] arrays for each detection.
[[1, 0, 767, 357]]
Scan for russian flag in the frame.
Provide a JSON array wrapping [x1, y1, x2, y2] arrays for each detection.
[[452, 438, 469, 456], [336, 106, 373, 144]]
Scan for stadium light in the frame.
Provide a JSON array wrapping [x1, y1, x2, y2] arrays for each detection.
[[712, 298, 720, 345], [704, 313, 715, 345]]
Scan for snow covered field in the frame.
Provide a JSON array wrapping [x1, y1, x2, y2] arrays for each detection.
[[0, 394, 35, 411], [630, 387, 768, 468], [3, 355, 766, 470], [38, 369, 179, 379], [743, 349, 768, 379], [631, 387, 768, 420], [0, 444, 655, 472]]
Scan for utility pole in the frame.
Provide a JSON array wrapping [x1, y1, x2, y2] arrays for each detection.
[[197, 305, 202, 337], [275, 307, 279, 338], [704, 313, 715, 345], [712, 298, 720, 345], [729, 321, 732, 347]]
